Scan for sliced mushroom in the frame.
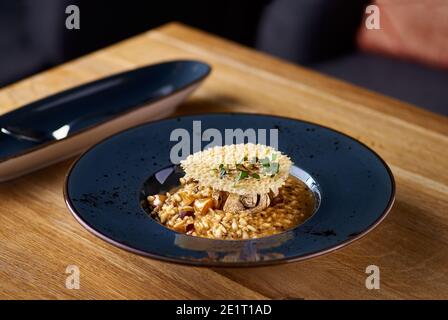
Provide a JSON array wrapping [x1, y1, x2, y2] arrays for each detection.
[[270, 194, 283, 205], [222, 193, 271, 214], [269, 189, 283, 205], [222, 193, 245, 213], [269, 188, 279, 199], [240, 194, 258, 208], [243, 194, 271, 214], [212, 190, 227, 208]]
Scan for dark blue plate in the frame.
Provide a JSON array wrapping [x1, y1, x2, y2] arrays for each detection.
[[0, 60, 210, 181], [64, 114, 395, 267]]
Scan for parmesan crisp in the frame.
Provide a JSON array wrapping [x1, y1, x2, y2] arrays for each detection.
[[180, 143, 292, 195]]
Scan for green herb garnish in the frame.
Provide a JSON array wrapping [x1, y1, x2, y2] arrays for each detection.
[[219, 164, 227, 179], [235, 170, 249, 182], [217, 152, 280, 182], [260, 154, 280, 177], [260, 157, 270, 166], [251, 173, 260, 180]]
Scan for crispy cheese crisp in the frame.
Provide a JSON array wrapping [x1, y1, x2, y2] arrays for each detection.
[[180, 143, 292, 195]]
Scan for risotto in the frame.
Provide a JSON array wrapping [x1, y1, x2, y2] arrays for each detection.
[[148, 143, 316, 240]]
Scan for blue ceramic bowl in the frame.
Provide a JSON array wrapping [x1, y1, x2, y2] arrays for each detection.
[[64, 113, 395, 267]]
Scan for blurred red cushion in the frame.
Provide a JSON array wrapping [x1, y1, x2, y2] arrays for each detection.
[[357, 0, 448, 69]]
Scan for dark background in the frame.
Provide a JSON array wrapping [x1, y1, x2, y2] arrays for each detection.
[[0, 0, 271, 87], [1, 0, 447, 115]]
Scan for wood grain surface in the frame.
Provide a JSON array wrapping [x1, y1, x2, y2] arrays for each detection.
[[0, 23, 447, 299]]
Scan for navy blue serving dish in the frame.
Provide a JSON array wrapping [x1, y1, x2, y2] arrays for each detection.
[[64, 113, 395, 267]]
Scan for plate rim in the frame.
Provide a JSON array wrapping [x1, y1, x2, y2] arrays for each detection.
[[64, 112, 396, 267]]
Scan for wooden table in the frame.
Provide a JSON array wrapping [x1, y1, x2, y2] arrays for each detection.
[[0, 23, 447, 299]]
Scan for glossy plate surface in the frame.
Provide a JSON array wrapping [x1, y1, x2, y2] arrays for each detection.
[[65, 114, 395, 267]]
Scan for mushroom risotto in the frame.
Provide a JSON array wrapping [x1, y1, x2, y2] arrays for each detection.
[[148, 143, 315, 239]]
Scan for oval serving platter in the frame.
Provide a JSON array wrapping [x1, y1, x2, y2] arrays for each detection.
[[0, 60, 211, 182], [64, 113, 395, 267]]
